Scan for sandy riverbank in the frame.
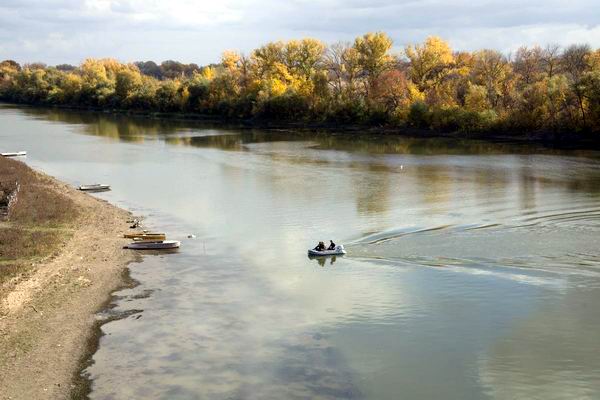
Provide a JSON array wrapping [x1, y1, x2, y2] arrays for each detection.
[[0, 159, 138, 400]]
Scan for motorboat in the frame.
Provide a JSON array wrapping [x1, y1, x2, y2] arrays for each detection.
[[124, 232, 166, 240], [1, 151, 27, 157], [308, 245, 346, 256], [125, 240, 180, 250], [79, 184, 111, 192]]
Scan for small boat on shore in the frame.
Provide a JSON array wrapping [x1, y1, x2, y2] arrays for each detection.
[[308, 245, 347, 257], [125, 240, 180, 250], [79, 184, 111, 192], [1, 151, 27, 157], [124, 232, 167, 241]]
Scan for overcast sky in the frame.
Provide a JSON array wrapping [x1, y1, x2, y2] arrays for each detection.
[[1, 0, 599, 66]]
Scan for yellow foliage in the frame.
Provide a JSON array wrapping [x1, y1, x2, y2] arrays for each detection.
[[180, 85, 190, 105], [80, 58, 109, 84], [268, 78, 287, 96], [221, 51, 241, 71], [407, 82, 425, 103], [465, 83, 490, 112], [587, 49, 600, 71], [200, 66, 215, 81], [252, 41, 286, 77], [353, 32, 393, 81], [405, 36, 454, 90], [285, 38, 326, 79], [432, 80, 460, 108], [0, 62, 20, 82], [115, 67, 143, 100], [61, 73, 83, 99], [454, 51, 474, 77]]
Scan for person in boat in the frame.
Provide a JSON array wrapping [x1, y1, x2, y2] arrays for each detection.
[[314, 241, 325, 251], [327, 240, 336, 250]]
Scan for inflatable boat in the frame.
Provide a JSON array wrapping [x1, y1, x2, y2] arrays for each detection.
[[308, 245, 346, 256]]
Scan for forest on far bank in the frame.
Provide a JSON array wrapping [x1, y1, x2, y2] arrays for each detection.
[[1, 33, 600, 134]]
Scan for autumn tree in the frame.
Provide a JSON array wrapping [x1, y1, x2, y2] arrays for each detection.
[[405, 36, 454, 91], [284, 39, 325, 82], [540, 44, 561, 78], [324, 42, 361, 101], [252, 41, 286, 79], [353, 32, 394, 96], [513, 46, 544, 86], [464, 83, 490, 112], [471, 50, 513, 109], [115, 66, 143, 105], [561, 44, 592, 80], [579, 70, 600, 131], [156, 79, 184, 111], [79, 59, 119, 105], [0, 60, 21, 97]]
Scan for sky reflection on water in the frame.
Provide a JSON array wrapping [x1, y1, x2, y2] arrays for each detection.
[[2, 104, 600, 399]]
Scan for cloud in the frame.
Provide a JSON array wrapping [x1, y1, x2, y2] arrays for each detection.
[[0, 0, 599, 65]]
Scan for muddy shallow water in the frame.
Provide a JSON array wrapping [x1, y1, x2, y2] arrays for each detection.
[[2, 104, 600, 399]]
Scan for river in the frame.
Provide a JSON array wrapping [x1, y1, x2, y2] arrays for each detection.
[[1, 104, 600, 399]]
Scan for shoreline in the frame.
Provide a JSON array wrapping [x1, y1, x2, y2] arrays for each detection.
[[2, 101, 600, 151], [70, 268, 139, 400], [0, 162, 140, 400]]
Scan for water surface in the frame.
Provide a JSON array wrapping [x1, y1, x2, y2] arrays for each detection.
[[1, 104, 600, 399]]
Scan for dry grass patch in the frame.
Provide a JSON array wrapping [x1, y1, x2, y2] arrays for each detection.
[[0, 227, 65, 260], [0, 157, 80, 284]]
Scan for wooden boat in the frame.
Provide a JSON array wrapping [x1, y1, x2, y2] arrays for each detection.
[[125, 240, 180, 250], [308, 245, 347, 257], [79, 184, 111, 192], [124, 232, 166, 240], [1, 151, 27, 157]]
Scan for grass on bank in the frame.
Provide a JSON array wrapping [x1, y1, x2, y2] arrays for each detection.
[[0, 156, 80, 287]]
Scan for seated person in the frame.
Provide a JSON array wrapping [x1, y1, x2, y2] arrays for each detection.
[[314, 241, 325, 251], [327, 240, 336, 250]]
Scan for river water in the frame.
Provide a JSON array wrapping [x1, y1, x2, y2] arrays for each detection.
[[1, 104, 600, 399]]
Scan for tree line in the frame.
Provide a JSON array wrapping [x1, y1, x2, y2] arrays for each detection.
[[1, 33, 599, 133]]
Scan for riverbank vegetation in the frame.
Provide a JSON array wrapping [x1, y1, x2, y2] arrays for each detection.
[[0, 157, 79, 286], [1, 33, 600, 134]]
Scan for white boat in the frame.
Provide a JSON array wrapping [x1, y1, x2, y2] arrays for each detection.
[[125, 240, 180, 250], [79, 184, 111, 192], [308, 245, 346, 256], [1, 151, 27, 157]]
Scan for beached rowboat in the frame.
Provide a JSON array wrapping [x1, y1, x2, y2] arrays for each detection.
[[79, 184, 111, 192], [126, 234, 167, 241], [124, 232, 166, 240], [1, 151, 27, 157], [125, 240, 180, 250]]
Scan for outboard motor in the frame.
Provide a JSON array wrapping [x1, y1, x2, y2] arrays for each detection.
[[336, 245, 344, 252]]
